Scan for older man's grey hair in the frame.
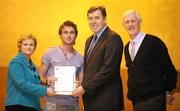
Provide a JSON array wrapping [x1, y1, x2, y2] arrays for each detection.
[[122, 9, 142, 22]]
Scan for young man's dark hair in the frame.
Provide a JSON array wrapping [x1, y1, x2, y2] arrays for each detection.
[[58, 20, 78, 36]]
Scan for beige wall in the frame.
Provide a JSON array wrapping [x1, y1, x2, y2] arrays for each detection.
[[0, 0, 180, 69]]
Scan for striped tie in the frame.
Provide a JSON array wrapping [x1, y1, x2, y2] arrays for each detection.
[[86, 35, 97, 61], [130, 41, 135, 61]]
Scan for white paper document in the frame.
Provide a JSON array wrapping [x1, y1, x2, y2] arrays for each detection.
[[54, 66, 76, 95]]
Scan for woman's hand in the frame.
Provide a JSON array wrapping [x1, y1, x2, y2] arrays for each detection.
[[46, 88, 57, 96], [46, 76, 57, 86]]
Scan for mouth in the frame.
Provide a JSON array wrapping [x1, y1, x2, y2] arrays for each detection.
[[91, 23, 98, 28], [92, 25, 97, 29], [128, 27, 135, 32], [128, 26, 134, 30]]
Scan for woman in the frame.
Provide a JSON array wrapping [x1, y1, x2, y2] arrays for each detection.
[[5, 33, 55, 111]]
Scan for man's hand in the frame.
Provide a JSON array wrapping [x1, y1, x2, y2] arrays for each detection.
[[74, 80, 80, 88], [166, 93, 175, 105], [71, 85, 85, 97]]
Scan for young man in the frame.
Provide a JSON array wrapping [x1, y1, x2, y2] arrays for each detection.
[[72, 6, 124, 111], [122, 9, 177, 111], [39, 20, 83, 111]]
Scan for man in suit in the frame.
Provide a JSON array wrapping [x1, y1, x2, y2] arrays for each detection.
[[72, 6, 124, 111], [122, 9, 177, 111]]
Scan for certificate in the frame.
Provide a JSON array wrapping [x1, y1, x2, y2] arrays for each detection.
[[54, 66, 76, 95]]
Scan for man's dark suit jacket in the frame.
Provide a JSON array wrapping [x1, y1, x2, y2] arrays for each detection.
[[82, 27, 124, 111], [124, 34, 177, 102]]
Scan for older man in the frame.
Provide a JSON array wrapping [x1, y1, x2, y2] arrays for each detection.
[[72, 6, 124, 111], [122, 9, 177, 111]]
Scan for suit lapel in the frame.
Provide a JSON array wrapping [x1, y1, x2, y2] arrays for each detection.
[[85, 27, 109, 67], [85, 36, 93, 55], [84, 36, 93, 65]]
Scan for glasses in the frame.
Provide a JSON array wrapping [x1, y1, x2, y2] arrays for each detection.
[[62, 31, 76, 35]]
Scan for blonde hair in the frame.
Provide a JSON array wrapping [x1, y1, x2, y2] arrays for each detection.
[[17, 33, 37, 52], [122, 9, 142, 22]]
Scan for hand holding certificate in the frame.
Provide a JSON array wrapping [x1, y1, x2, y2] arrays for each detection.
[[54, 66, 76, 95]]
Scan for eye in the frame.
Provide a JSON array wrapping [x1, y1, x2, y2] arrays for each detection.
[[30, 43, 34, 46], [70, 31, 75, 35], [62, 31, 68, 34], [125, 20, 129, 24], [88, 17, 93, 21], [22, 43, 28, 46], [95, 16, 100, 20]]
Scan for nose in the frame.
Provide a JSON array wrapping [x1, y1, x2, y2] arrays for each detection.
[[27, 44, 31, 47], [129, 21, 133, 26], [89, 18, 96, 25], [27, 44, 33, 48]]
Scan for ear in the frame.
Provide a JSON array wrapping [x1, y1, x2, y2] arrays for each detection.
[[103, 17, 107, 24]]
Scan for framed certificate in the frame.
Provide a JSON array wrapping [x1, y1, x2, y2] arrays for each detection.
[[54, 66, 76, 95]]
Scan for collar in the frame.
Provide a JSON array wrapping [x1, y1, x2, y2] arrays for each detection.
[[131, 32, 146, 45], [95, 26, 108, 40], [17, 52, 35, 69]]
